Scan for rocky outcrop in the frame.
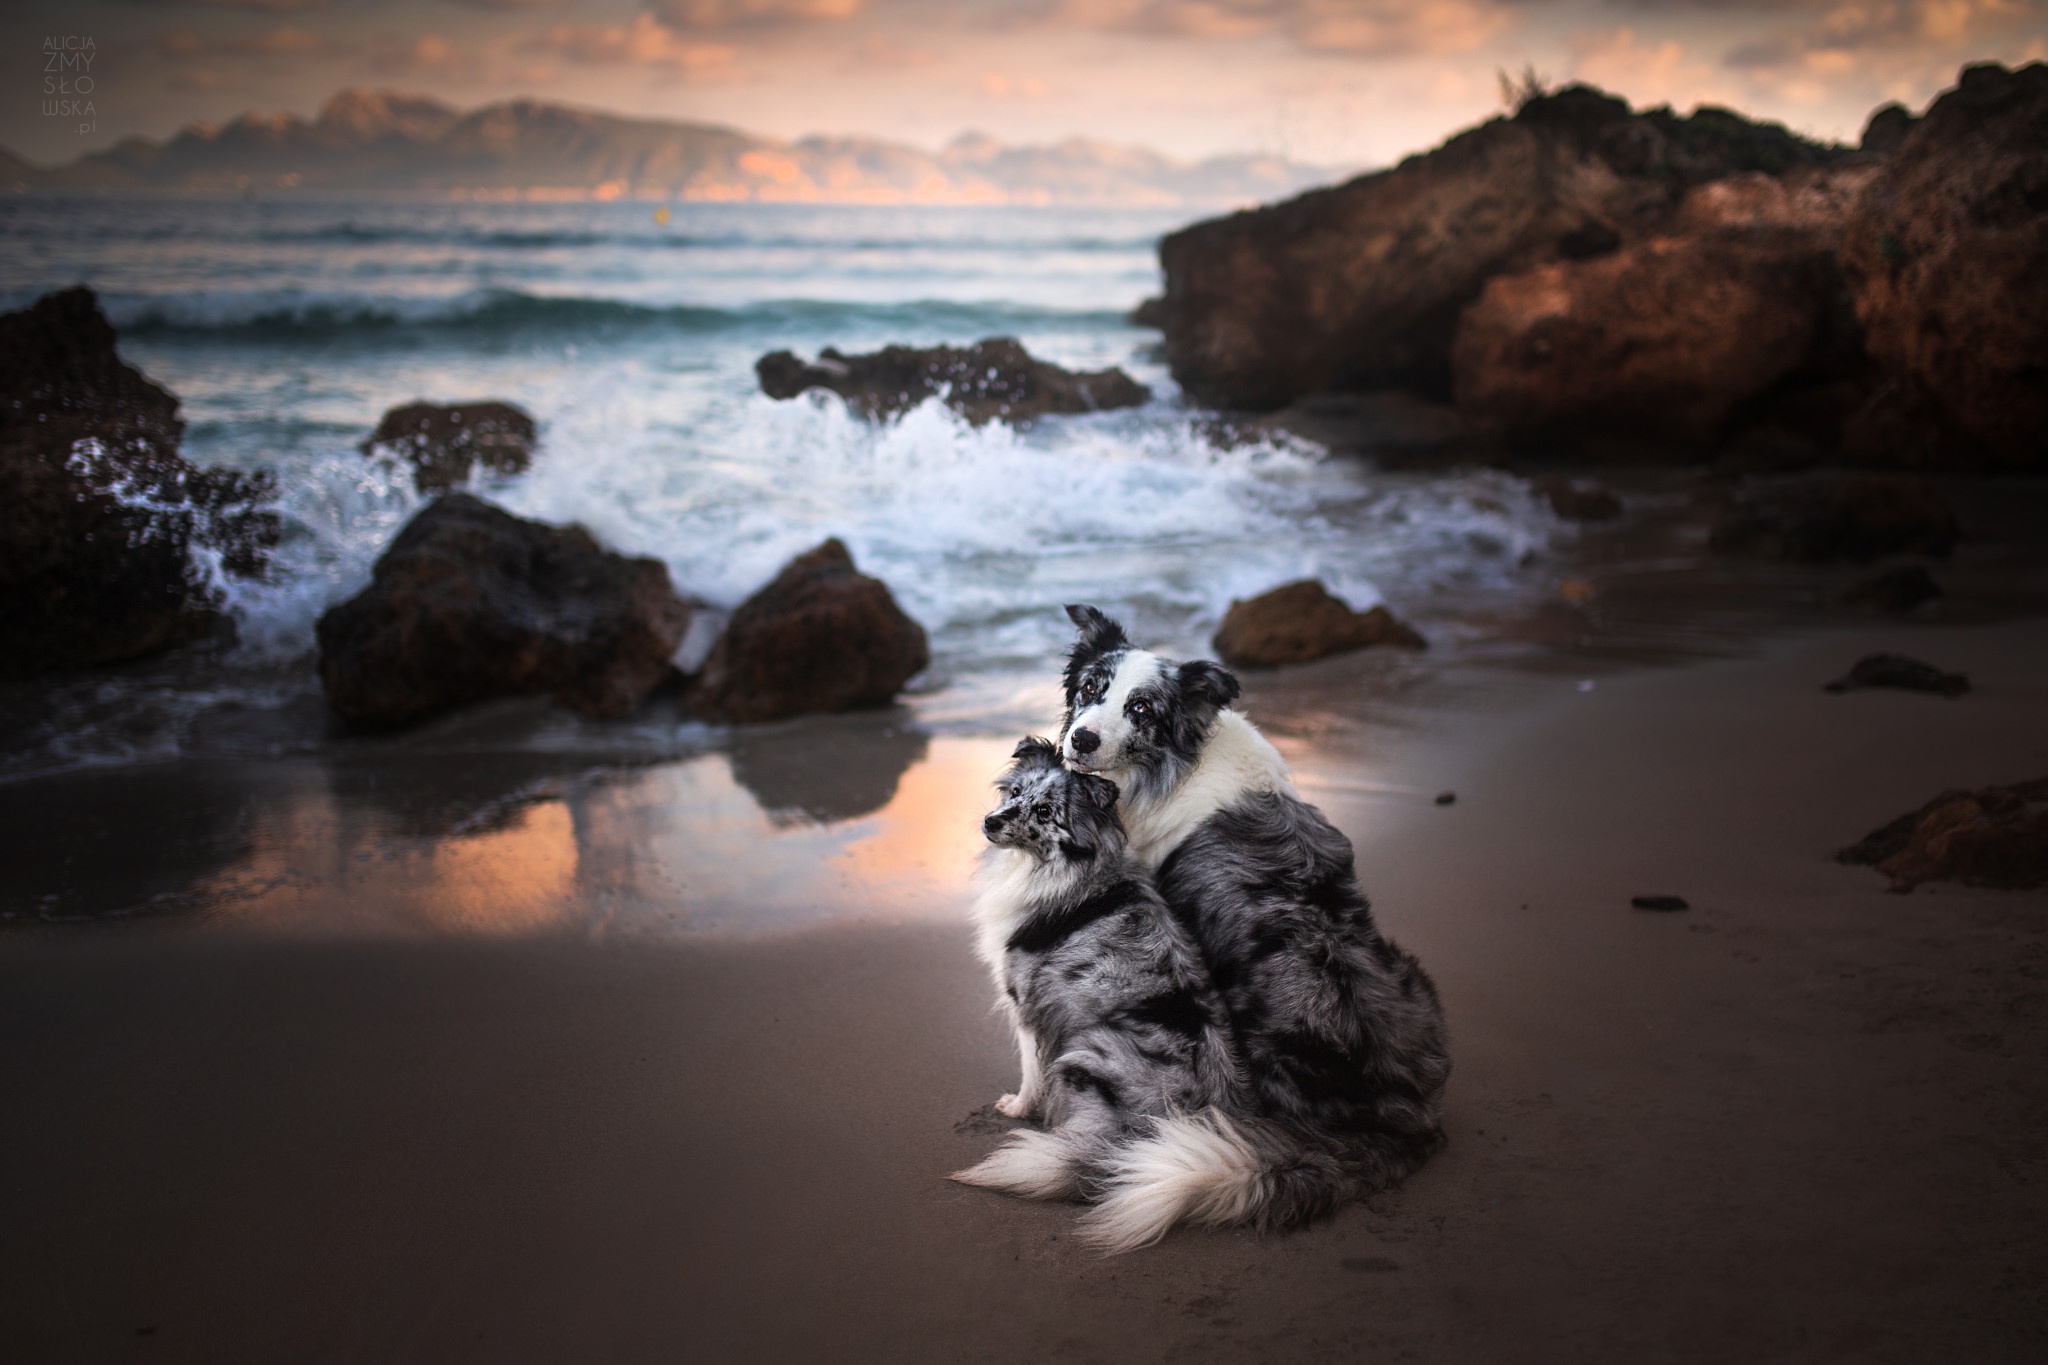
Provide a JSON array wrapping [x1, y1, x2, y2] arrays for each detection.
[[1211, 580, 1425, 668], [1838, 778, 2048, 891], [1707, 474, 1958, 562], [685, 539, 929, 724], [1839, 565, 1941, 614], [1840, 62, 2048, 470], [1156, 86, 1842, 411], [1451, 232, 1841, 450], [756, 337, 1148, 425], [1823, 653, 1970, 696], [0, 287, 277, 674], [315, 494, 692, 728], [361, 400, 536, 494]]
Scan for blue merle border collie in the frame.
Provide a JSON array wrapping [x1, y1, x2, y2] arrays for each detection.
[[1054, 604, 1451, 1222], [955, 737, 1402, 1252]]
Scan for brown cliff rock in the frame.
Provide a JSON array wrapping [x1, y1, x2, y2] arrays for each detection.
[[1841, 62, 2048, 469]]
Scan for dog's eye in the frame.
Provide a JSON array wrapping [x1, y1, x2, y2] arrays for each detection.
[[1033, 802, 1052, 821], [1128, 698, 1153, 721]]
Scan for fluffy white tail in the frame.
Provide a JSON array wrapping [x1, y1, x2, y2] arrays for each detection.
[[949, 1129, 1093, 1201], [1077, 1111, 1357, 1254]]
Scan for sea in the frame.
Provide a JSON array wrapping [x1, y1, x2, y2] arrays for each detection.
[[0, 193, 1575, 792]]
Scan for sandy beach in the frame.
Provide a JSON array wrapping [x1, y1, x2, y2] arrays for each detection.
[[4, 612, 2045, 1363]]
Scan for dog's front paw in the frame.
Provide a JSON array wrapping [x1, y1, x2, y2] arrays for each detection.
[[995, 1092, 1033, 1119]]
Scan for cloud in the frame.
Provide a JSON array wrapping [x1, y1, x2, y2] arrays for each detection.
[[110, 0, 334, 11], [152, 24, 333, 57], [651, 0, 864, 28], [526, 14, 738, 73], [1724, 0, 2046, 69], [1026, 0, 1519, 54], [1566, 27, 1740, 108], [367, 33, 476, 78]]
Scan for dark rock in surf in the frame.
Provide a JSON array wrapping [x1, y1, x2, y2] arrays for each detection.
[[315, 493, 693, 728], [1840, 63, 2048, 470], [755, 337, 1148, 425], [1839, 564, 1941, 615], [361, 400, 536, 494], [684, 538, 930, 724], [1823, 653, 1970, 697], [1837, 777, 2048, 892], [1630, 895, 1690, 911], [1212, 580, 1425, 669], [1155, 84, 1842, 411], [1533, 475, 1622, 522], [0, 286, 278, 674], [1708, 474, 1957, 563]]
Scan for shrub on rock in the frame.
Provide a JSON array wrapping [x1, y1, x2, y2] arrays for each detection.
[[315, 493, 692, 728], [1212, 580, 1425, 668], [361, 400, 536, 494], [0, 287, 277, 673], [685, 539, 930, 724]]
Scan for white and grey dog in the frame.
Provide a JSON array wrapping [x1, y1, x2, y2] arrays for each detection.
[[956, 737, 1384, 1252], [1055, 604, 1451, 1212]]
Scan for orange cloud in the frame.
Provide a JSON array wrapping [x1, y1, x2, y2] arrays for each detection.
[[654, 0, 863, 28], [1042, 0, 1518, 54], [529, 13, 738, 73]]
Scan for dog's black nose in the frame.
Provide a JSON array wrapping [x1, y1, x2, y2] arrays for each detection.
[[1070, 727, 1099, 755], [982, 813, 1005, 837]]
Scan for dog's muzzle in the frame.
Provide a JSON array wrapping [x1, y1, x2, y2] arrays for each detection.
[[982, 813, 1006, 839], [1069, 727, 1100, 755]]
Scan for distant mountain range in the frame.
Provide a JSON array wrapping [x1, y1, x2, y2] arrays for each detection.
[[3, 89, 1344, 208]]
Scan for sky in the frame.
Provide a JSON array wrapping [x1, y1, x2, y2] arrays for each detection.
[[8, 1, 2048, 170]]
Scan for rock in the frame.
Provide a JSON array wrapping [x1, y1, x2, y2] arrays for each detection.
[[1452, 232, 1840, 448], [1823, 653, 1970, 697], [315, 493, 692, 728], [1839, 564, 1941, 614], [0, 287, 278, 674], [1630, 895, 1690, 911], [1837, 778, 2048, 891], [1155, 84, 1842, 410], [1859, 103, 1917, 155], [1257, 390, 1494, 464], [1533, 475, 1622, 521], [1841, 63, 2048, 469], [1708, 474, 1958, 562], [1128, 296, 1167, 329], [685, 539, 930, 724], [755, 338, 1148, 425], [1212, 580, 1425, 668], [360, 400, 536, 494]]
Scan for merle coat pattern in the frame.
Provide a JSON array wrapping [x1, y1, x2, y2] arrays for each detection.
[[1056, 605, 1452, 1197]]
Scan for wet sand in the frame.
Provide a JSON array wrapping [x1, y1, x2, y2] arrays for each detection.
[[4, 616, 2047, 1362]]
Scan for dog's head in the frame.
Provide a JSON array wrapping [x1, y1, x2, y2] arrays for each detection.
[[982, 735, 1125, 864], [1058, 605, 1240, 790]]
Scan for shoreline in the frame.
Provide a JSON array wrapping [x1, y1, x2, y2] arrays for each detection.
[[4, 614, 2044, 1360]]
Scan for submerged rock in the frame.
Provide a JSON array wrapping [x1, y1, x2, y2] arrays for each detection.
[[1841, 63, 2048, 470], [315, 494, 693, 728], [1823, 653, 1970, 697], [685, 539, 930, 724], [1155, 85, 1842, 410], [0, 287, 277, 674], [1708, 474, 1958, 563], [1839, 564, 1942, 615], [361, 400, 536, 494], [1212, 580, 1425, 668], [755, 337, 1148, 426], [1533, 475, 1623, 522], [1838, 778, 2048, 891]]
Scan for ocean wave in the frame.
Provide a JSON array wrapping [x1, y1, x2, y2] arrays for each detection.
[[96, 288, 1133, 339]]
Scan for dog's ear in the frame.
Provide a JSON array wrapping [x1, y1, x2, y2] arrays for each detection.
[[1178, 658, 1241, 712], [1010, 735, 1059, 767], [1064, 604, 1129, 658], [1074, 772, 1122, 813]]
